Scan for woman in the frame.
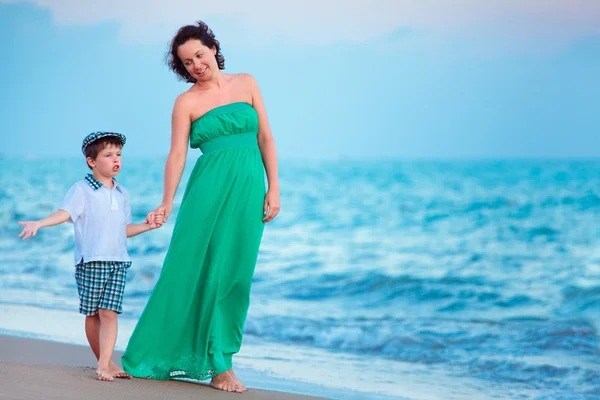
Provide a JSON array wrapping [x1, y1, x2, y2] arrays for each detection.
[[121, 21, 280, 393]]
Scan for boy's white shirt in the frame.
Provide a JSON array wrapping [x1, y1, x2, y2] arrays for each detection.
[[60, 177, 132, 264]]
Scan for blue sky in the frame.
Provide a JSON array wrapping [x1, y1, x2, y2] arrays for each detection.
[[1, 2, 599, 160]]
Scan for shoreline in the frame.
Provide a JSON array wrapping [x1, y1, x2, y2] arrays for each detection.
[[0, 334, 329, 400], [0, 304, 403, 400]]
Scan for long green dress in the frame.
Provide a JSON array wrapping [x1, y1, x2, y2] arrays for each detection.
[[122, 102, 266, 380]]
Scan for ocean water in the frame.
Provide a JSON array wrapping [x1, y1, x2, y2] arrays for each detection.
[[1, 157, 600, 399]]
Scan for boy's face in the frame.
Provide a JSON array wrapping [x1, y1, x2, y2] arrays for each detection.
[[87, 143, 122, 178]]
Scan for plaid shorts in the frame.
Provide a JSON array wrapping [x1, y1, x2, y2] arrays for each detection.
[[75, 260, 131, 316]]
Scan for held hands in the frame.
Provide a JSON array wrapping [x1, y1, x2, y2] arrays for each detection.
[[146, 211, 165, 229], [146, 202, 172, 228], [18, 221, 42, 240]]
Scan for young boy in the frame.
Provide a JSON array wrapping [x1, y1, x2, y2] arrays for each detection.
[[18, 131, 163, 382]]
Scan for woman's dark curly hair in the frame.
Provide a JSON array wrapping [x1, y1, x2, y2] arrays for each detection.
[[167, 20, 225, 83]]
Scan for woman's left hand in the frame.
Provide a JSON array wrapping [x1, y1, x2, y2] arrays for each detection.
[[263, 189, 280, 223]]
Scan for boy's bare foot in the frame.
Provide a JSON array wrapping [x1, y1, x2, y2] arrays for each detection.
[[96, 366, 115, 382], [109, 362, 132, 379], [210, 371, 243, 393], [227, 369, 247, 391]]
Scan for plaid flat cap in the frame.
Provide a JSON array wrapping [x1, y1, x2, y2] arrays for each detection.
[[81, 131, 126, 155]]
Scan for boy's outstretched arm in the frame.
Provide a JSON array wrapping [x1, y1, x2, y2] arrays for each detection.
[[18, 210, 71, 240]]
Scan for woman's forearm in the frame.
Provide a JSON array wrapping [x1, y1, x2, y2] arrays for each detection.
[[162, 153, 187, 204], [258, 136, 279, 191]]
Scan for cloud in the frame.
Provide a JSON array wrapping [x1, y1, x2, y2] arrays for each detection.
[[3, 0, 600, 49]]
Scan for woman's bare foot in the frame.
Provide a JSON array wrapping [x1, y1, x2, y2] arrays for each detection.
[[108, 362, 132, 379], [96, 365, 115, 382], [210, 371, 243, 393], [227, 369, 247, 391]]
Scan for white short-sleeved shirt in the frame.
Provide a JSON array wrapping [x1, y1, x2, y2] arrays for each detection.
[[60, 174, 132, 264]]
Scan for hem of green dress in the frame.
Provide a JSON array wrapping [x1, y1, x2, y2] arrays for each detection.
[[124, 359, 232, 382], [167, 367, 220, 381]]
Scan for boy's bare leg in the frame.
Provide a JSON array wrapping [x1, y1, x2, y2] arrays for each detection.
[[85, 315, 130, 379], [96, 309, 119, 381], [85, 315, 101, 359]]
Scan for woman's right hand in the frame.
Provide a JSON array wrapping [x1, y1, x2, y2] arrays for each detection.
[[147, 202, 173, 224]]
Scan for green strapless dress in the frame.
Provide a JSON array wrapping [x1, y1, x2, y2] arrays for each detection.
[[121, 102, 266, 380]]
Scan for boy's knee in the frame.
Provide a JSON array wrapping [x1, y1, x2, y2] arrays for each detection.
[[98, 309, 118, 320]]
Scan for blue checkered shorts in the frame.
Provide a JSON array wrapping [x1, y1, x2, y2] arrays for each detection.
[[75, 260, 131, 316]]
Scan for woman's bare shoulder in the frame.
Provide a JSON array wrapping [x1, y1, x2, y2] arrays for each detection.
[[233, 72, 257, 85], [230, 73, 259, 101], [173, 90, 198, 110]]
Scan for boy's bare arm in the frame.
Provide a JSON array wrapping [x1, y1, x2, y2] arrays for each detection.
[[126, 223, 152, 238], [126, 212, 164, 238], [18, 209, 71, 240]]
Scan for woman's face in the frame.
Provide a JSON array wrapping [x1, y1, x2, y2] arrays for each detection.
[[177, 39, 217, 82]]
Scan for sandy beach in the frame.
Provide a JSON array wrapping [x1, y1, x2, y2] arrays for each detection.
[[0, 335, 328, 400]]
